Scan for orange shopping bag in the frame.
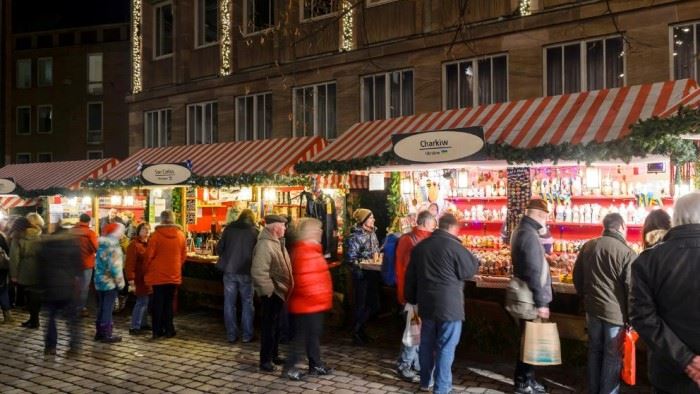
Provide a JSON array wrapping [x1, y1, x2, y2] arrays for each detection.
[[621, 326, 639, 386]]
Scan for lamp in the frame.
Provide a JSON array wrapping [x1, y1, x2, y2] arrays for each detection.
[[68, 197, 78, 207], [82, 196, 92, 206], [124, 196, 135, 206]]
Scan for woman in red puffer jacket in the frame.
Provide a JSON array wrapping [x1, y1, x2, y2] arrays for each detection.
[[283, 218, 333, 381]]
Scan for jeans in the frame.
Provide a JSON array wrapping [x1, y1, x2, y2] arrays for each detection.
[[152, 284, 177, 337], [223, 273, 254, 341], [586, 314, 623, 394], [130, 295, 150, 329], [260, 294, 284, 365], [45, 299, 79, 349], [352, 269, 379, 334], [96, 289, 118, 326], [419, 319, 462, 394], [284, 313, 324, 371], [0, 269, 10, 311], [398, 311, 421, 372], [77, 269, 93, 311]]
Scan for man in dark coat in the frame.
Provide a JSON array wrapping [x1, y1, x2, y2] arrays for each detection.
[[510, 199, 552, 394], [216, 209, 259, 343], [573, 213, 637, 394], [630, 193, 700, 393], [404, 213, 479, 394]]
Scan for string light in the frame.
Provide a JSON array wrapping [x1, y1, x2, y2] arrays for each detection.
[[131, 0, 143, 93], [219, 0, 233, 76], [340, 0, 354, 52], [519, 0, 531, 16]]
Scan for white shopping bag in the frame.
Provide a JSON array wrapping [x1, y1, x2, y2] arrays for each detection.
[[402, 304, 421, 347], [521, 320, 562, 366]]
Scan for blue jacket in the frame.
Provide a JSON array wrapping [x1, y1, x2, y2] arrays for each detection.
[[344, 226, 379, 269]]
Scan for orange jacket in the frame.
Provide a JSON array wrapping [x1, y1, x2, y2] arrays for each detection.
[[144, 224, 187, 286], [395, 227, 432, 305], [71, 222, 98, 270], [288, 241, 333, 315], [125, 237, 152, 296]]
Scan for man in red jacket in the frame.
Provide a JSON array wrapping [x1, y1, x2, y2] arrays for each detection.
[[395, 210, 436, 382], [71, 214, 98, 317]]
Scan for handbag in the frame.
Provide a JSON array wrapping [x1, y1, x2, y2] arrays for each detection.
[[505, 277, 538, 320], [621, 326, 639, 385], [402, 304, 421, 347], [521, 320, 562, 366]]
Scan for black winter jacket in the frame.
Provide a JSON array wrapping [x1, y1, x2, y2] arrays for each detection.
[[216, 219, 259, 275], [404, 229, 479, 322], [510, 216, 552, 308], [630, 224, 700, 394], [37, 230, 82, 303]]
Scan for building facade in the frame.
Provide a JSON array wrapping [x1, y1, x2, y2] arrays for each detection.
[[129, 0, 700, 154], [2, 0, 131, 164]]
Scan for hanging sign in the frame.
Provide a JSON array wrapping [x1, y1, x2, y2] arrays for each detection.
[[0, 178, 17, 194], [140, 163, 192, 186], [392, 127, 485, 164]]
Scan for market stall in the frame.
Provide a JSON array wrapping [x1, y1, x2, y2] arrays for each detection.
[[295, 79, 700, 338]]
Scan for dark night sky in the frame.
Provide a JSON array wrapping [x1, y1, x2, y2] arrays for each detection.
[[12, 0, 130, 33]]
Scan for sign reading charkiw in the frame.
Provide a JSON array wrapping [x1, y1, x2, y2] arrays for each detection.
[[392, 127, 485, 164], [140, 163, 192, 186], [0, 178, 17, 194]]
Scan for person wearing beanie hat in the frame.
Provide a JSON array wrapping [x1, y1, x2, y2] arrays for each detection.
[[344, 207, 380, 345], [93, 222, 126, 343], [71, 214, 98, 317], [9, 213, 44, 328]]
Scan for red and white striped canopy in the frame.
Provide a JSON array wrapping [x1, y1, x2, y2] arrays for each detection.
[[0, 196, 40, 210], [659, 85, 700, 117], [313, 79, 697, 163], [102, 137, 327, 180], [0, 158, 118, 192], [314, 174, 369, 190]]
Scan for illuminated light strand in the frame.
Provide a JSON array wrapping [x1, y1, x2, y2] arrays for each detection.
[[131, 0, 143, 93], [519, 0, 531, 16], [340, 0, 354, 52], [219, 0, 233, 76]]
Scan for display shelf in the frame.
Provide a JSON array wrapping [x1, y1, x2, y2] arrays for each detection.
[[198, 204, 226, 208], [550, 221, 642, 229], [460, 220, 505, 226], [446, 196, 507, 202], [273, 204, 303, 208], [533, 195, 674, 204]]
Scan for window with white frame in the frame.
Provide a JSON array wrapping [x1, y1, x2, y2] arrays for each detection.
[[245, 0, 274, 33], [444, 55, 507, 109], [16, 106, 31, 135], [187, 101, 218, 144], [144, 109, 172, 148], [293, 82, 336, 139], [17, 59, 31, 88], [301, 0, 339, 21], [362, 70, 414, 121], [196, 0, 218, 47], [87, 102, 103, 144], [155, 3, 174, 57], [37, 105, 52, 133], [671, 22, 700, 80], [88, 53, 103, 95], [15, 153, 31, 164], [36, 152, 53, 162], [37, 58, 53, 87], [236, 93, 272, 141], [87, 150, 103, 160], [545, 36, 624, 96]]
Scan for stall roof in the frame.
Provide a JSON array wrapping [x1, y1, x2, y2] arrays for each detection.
[[102, 137, 327, 180], [0, 196, 41, 210], [0, 158, 119, 193], [659, 84, 700, 116], [312, 79, 697, 163]]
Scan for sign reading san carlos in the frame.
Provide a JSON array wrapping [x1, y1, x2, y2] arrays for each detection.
[[392, 127, 485, 164], [140, 163, 192, 185]]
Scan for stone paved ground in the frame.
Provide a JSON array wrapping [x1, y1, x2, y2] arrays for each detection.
[[0, 309, 649, 394]]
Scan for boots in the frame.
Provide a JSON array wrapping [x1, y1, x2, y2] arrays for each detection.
[[100, 323, 122, 344], [94, 323, 106, 341], [1, 310, 13, 324]]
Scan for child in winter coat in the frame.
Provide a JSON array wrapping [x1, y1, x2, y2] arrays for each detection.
[[94, 222, 126, 343], [125, 222, 152, 335]]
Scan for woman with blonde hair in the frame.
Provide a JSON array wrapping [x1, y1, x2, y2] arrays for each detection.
[[9, 213, 44, 328], [282, 218, 333, 380]]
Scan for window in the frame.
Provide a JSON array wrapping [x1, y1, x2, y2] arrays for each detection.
[[16, 107, 31, 135], [17, 59, 31, 88], [672, 22, 700, 80], [15, 37, 31, 50], [87, 102, 103, 144], [88, 53, 103, 95], [37, 58, 53, 87], [15, 153, 31, 164], [37, 105, 52, 133], [36, 152, 53, 163], [293, 82, 336, 139], [545, 36, 624, 96], [301, 0, 339, 21], [144, 109, 172, 148], [245, 0, 274, 33], [155, 3, 174, 57], [80, 30, 98, 44], [444, 55, 507, 109], [362, 70, 414, 121], [236, 93, 272, 141], [87, 151, 103, 160], [196, 0, 218, 47], [59, 32, 75, 46], [187, 102, 218, 144], [37, 35, 52, 48]]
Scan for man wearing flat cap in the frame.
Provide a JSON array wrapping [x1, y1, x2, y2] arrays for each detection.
[[252, 214, 293, 373], [510, 199, 552, 394]]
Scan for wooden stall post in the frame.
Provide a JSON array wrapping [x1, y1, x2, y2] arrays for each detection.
[[180, 187, 187, 226], [92, 195, 100, 235]]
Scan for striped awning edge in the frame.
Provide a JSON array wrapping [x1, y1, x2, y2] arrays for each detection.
[[0, 197, 41, 210], [659, 85, 700, 117], [0, 158, 119, 192], [314, 174, 369, 190], [313, 79, 697, 163]]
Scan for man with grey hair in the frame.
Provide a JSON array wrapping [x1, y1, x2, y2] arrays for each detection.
[[631, 193, 700, 393]]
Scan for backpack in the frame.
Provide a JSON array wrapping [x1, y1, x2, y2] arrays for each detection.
[[380, 233, 401, 286]]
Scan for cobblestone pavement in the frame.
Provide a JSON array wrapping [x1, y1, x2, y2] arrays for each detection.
[[0, 309, 648, 394]]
